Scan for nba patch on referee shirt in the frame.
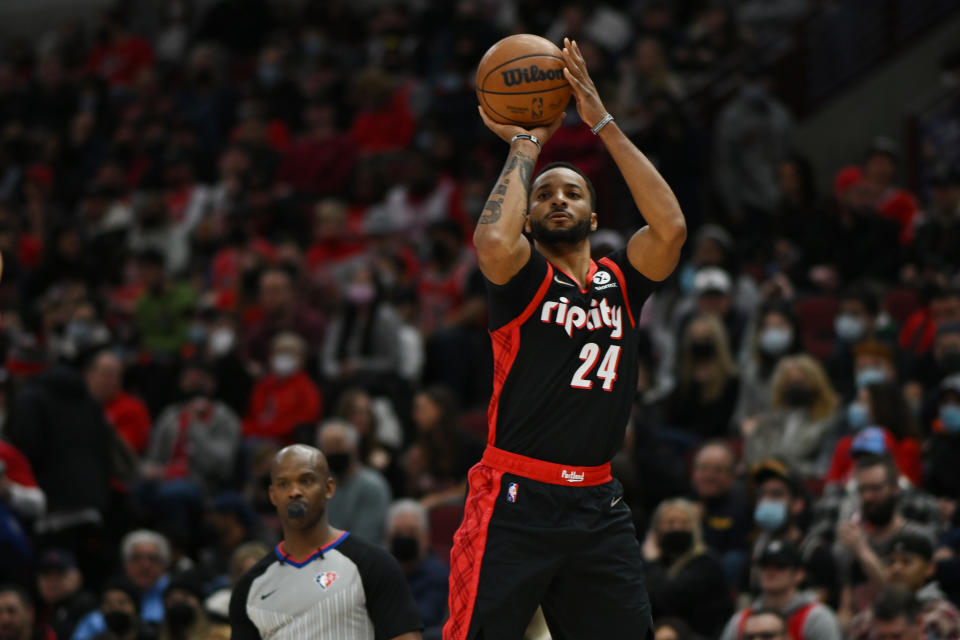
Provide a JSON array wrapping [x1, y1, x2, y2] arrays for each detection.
[[507, 482, 518, 503], [315, 571, 338, 590]]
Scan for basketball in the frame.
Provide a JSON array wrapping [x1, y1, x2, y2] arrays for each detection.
[[476, 34, 571, 127]]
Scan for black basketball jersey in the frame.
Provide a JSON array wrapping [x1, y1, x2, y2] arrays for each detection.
[[484, 246, 658, 466]]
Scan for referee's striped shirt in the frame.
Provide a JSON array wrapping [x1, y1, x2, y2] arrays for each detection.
[[229, 531, 422, 640]]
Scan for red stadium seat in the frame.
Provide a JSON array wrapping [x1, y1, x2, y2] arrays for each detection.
[[883, 288, 920, 325], [794, 295, 839, 361], [429, 503, 464, 565]]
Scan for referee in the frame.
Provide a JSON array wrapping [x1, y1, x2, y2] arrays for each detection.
[[229, 445, 422, 640]]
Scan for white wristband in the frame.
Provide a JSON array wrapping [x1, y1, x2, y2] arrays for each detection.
[[510, 133, 541, 150], [591, 113, 614, 135]]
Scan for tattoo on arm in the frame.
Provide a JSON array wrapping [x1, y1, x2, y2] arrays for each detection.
[[478, 152, 534, 225]]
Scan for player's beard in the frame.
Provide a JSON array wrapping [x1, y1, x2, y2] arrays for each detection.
[[528, 215, 591, 246]]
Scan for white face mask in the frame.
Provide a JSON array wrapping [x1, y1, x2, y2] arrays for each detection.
[[271, 353, 299, 377], [209, 327, 235, 356]]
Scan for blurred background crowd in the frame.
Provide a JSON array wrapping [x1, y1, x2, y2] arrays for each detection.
[[0, 0, 958, 639]]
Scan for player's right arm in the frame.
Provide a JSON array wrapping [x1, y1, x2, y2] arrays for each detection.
[[474, 107, 562, 284]]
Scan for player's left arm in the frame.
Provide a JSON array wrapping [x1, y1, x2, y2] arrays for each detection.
[[561, 38, 686, 281]]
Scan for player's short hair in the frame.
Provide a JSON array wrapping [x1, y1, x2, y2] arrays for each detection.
[[534, 162, 597, 210]]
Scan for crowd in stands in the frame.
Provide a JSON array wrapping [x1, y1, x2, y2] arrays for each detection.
[[0, 1, 959, 639]]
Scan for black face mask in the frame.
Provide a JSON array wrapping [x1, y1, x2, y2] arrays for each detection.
[[690, 340, 717, 360], [863, 496, 897, 527], [165, 602, 197, 630], [659, 530, 693, 557], [325, 453, 351, 476], [782, 384, 814, 408], [104, 611, 134, 636], [391, 535, 420, 563]]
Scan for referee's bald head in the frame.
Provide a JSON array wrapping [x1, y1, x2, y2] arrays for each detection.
[[270, 444, 330, 482]]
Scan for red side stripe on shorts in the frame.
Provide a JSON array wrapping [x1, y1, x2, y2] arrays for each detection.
[[443, 464, 504, 640], [486, 264, 553, 445], [598, 257, 635, 329]]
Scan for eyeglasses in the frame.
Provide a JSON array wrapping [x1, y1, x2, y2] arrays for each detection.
[[128, 553, 163, 564], [743, 632, 784, 640]]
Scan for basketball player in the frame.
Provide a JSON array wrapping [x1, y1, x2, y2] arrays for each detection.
[[443, 38, 687, 639], [230, 445, 422, 640]]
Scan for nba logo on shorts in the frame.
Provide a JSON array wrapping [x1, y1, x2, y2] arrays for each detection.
[[507, 482, 518, 503]]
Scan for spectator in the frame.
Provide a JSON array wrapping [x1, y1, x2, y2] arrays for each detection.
[[911, 163, 960, 274], [334, 387, 404, 480], [861, 136, 919, 246], [88, 577, 151, 640], [145, 359, 241, 498], [316, 419, 391, 545], [744, 354, 838, 478], [899, 286, 960, 366], [866, 586, 926, 640], [653, 617, 695, 640], [85, 350, 152, 457], [85, 10, 155, 88], [243, 332, 322, 444], [199, 494, 266, 586], [200, 311, 254, 418], [668, 313, 740, 441], [133, 249, 196, 360], [202, 542, 270, 623], [689, 441, 752, 588], [733, 301, 804, 434], [826, 286, 892, 398], [34, 550, 96, 640], [848, 532, 960, 640], [242, 268, 325, 367], [642, 498, 732, 637], [825, 383, 922, 487], [403, 387, 482, 510], [0, 584, 54, 640], [71, 530, 171, 640], [923, 374, 960, 503], [159, 572, 208, 640], [277, 101, 356, 198], [0, 440, 45, 580], [386, 499, 448, 639], [736, 610, 789, 640], [718, 539, 842, 640]]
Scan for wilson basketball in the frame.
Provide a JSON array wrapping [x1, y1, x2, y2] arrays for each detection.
[[476, 34, 571, 127]]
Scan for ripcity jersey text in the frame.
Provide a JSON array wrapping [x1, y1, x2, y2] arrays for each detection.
[[484, 247, 657, 467]]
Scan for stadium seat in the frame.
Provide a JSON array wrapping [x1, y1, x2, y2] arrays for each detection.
[[429, 503, 464, 565], [793, 295, 839, 361], [883, 288, 921, 325]]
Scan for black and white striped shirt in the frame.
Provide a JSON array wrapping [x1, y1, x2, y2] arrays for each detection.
[[229, 532, 422, 640]]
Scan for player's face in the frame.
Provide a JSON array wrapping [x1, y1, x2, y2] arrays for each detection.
[[269, 450, 336, 530], [527, 168, 596, 245]]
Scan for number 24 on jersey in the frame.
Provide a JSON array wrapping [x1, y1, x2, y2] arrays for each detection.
[[570, 343, 621, 391]]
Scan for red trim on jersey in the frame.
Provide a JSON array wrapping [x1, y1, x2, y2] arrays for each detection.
[[556, 260, 598, 293], [486, 264, 554, 445], [444, 464, 503, 640], [598, 257, 635, 328], [482, 445, 612, 486]]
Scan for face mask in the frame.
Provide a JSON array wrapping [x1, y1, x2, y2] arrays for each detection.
[[754, 499, 788, 531], [846, 401, 870, 430], [659, 530, 693, 556], [782, 384, 814, 408], [391, 535, 420, 563], [835, 314, 866, 342], [856, 366, 888, 389], [271, 353, 298, 377], [325, 452, 351, 476], [679, 263, 696, 295], [759, 327, 792, 356], [209, 327, 235, 356], [104, 611, 134, 636], [690, 340, 716, 360], [165, 602, 197, 630], [862, 496, 897, 527], [940, 405, 960, 434], [345, 282, 376, 305]]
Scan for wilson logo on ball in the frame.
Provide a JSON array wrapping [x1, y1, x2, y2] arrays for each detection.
[[500, 64, 565, 87]]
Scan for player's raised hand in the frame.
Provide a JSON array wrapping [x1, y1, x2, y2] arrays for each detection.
[[478, 105, 564, 148], [561, 37, 607, 129]]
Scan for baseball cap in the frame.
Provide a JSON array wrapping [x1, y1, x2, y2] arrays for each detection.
[[851, 427, 889, 456], [750, 458, 798, 493], [37, 549, 77, 573], [757, 539, 802, 568], [885, 532, 934, 561], [834, 166, 863, 197], [693, 267, 732, 296]]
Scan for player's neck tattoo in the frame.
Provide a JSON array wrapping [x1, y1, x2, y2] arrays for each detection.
[[479, 151, 534, 224]]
